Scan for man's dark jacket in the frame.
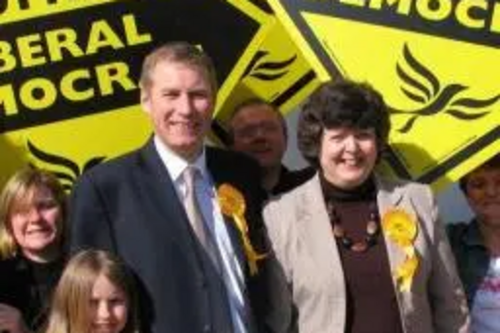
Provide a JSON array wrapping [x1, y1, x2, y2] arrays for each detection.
[[69, 139, 292, 333]]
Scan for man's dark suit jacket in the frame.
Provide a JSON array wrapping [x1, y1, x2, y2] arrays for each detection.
[[69, 139, 291, 333], [271, 166, 316, 197]]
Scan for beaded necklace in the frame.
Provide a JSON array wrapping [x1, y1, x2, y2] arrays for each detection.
[[326, 200, 380, 253]]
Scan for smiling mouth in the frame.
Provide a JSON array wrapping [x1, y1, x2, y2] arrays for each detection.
[[171, 120, 200, 128], [93, 323, 117, 332], [341, 159, 363, 167], [27, 229, 52, 235], [94, 323, 115, 326]]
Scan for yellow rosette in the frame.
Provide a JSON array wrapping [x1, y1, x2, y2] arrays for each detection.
[[382, 209, 419, 292], [218, 184, 266, 276], [382, 209, 417, 246]]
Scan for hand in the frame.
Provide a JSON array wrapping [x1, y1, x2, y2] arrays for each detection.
[[0, 304, 30, 333]]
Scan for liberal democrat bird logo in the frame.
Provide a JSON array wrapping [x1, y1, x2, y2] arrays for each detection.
[[27, 140, 106, 191], [388, 44, 499, 134], [242, 50, 297, 81]]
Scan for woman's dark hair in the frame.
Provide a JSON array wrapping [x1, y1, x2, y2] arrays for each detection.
[[459, 153, 500, 194], [297, 80, 391, 167]]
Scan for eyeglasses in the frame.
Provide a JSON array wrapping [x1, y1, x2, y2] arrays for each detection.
[[233, 121, 281, 139]]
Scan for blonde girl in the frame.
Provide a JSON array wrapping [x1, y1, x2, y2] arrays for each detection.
[[44, 249, 140, 333]]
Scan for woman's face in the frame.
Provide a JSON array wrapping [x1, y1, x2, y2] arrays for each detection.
[[90, 274, 129, 333], [464, 166, 500, 227], [319, 127, 378, 189], [9, 185, 62, 262]]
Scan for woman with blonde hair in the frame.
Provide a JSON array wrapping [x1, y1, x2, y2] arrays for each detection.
[[45, 249, 140, 333], [0, 167, 67, 333]]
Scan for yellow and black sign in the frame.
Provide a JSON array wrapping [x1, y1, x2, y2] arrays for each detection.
[[3, 0, 496, 190], [268, 0, 500, 189], [214, 0, 321, 144], [0, 0, 265, 188], [0, 0, 321, 189]]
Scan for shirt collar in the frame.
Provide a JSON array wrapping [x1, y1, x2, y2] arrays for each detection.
[[154, 135, 208, 183]]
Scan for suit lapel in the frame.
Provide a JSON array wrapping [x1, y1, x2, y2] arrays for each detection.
[[377, 178, 407, 283], [377, 177, 424, 307], [136, 140, 202, 264], [298, 176, 346, 327], [298, 176, 341, 277], [205, 148, 247, 268], [377, 178, 426, 330]]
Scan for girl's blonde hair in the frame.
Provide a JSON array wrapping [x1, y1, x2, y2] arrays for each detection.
[[44, 249, 140, 333], [0, 166, 66, 259]]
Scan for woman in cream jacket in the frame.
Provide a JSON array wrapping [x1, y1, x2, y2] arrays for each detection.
[[263, 81, 469, 333]]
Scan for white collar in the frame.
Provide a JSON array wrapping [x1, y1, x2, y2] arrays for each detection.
[[153, 135, 208, 183]]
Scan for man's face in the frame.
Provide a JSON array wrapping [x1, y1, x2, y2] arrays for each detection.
[[230, 104, 287, 169], [141, 61, 215, 161]]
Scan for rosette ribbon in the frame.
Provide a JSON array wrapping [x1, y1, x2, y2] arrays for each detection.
[[382, 209, 419, 292], [217, 184, 267, 276]]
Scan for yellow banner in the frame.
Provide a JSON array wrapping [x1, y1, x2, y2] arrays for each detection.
[[214, 0, 321, 144], [268, 0, 500, 190], [0, 0, 264, 188]]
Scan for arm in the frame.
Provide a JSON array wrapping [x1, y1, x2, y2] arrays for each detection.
[[240, 159, 295, 333], [261, 200, 297, 333], [68, 173, 116, 254], [424, 186, 470, 333]]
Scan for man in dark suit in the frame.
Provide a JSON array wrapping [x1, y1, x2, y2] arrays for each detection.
[[227, 98, 314, 197], [69, 42, 291, 333]]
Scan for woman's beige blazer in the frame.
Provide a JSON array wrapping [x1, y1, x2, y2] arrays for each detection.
[[263, 174, 470, 333]]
